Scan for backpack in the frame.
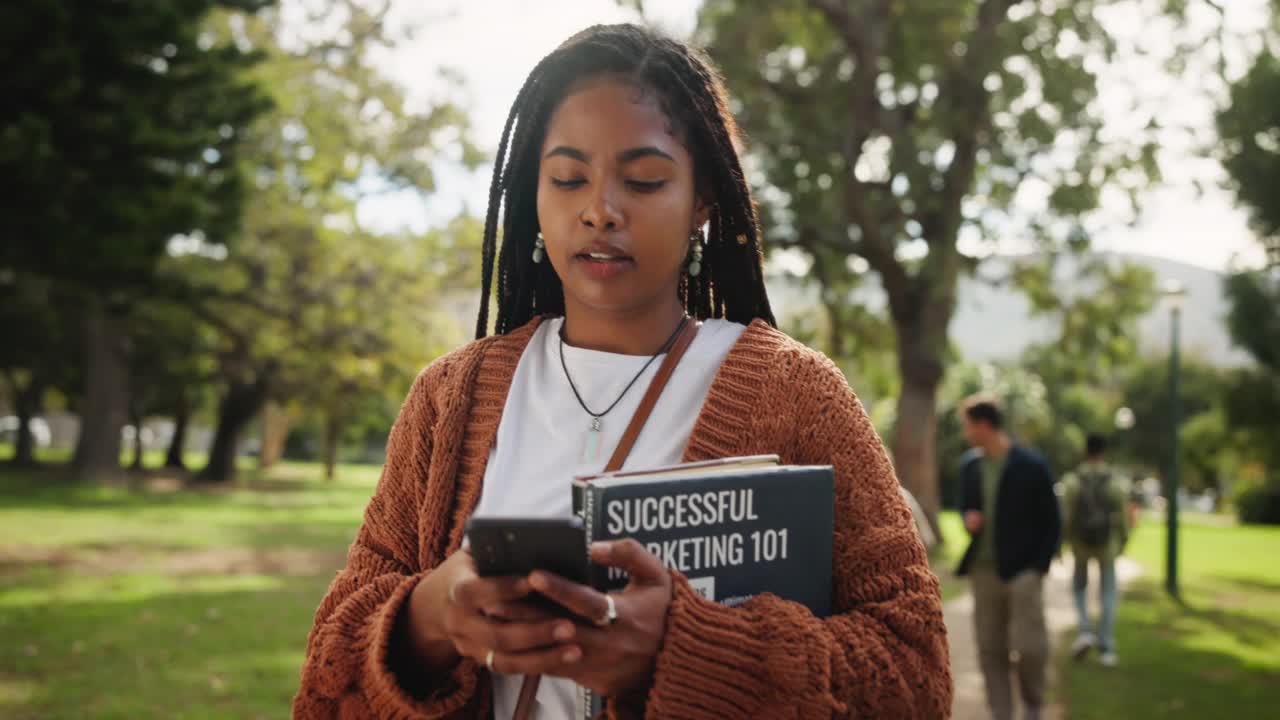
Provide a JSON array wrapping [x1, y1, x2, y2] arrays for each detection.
[[1072, 469, 1115, 547]]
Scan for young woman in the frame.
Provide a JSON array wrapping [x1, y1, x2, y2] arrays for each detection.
[[294, 24, 951, 719]]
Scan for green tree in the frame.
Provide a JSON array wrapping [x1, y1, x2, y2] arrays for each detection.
[[1118, 353, 1228, 485], [0, 275, 78, 466], [697, 0, 1166, 527], [121, 296, 222, 470], [1218, 272, 1280, 510], [1217, 6, 1280, 518], [1179, 406, 1238, 502], [178, 2, 479, 482], [1216, 4, 1280, 267], [1016, 255, 1157, 386], [0, 0, 272, 479], [1222, 365, 1280, 468], [1016, 252, 1157, 471], [1221, 269, 1280, 474], [271, 228, 464, 482], [1224, 271, 1280, 373]]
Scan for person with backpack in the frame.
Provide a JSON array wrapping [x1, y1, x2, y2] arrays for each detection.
[[1062, 433, 1130, 667]]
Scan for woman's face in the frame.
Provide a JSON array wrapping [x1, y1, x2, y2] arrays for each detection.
[[537, 75, 706, 318]]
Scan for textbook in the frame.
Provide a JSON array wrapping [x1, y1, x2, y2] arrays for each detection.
[[570, 455, 835, 718]]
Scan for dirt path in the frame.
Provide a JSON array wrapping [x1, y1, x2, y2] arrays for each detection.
[[945, 556, 1143, 719]]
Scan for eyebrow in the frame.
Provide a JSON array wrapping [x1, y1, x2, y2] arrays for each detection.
[[543, 146, 676, 164]]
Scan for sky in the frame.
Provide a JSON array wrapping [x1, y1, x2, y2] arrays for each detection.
[[352, 0, 1270, 272]]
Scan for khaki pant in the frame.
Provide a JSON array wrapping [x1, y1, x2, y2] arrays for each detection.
[[971, 567, 1049, 720]]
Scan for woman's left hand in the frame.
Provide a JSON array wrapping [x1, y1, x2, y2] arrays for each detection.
[[528, 539, 673, 698]]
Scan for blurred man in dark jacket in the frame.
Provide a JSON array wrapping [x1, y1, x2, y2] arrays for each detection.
[[956, 395, 1062, 720]]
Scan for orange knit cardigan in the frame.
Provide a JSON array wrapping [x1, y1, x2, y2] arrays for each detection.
[[293, 317, 952, 719]]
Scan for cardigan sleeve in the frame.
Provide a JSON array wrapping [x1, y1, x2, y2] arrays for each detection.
[[641, 349, 952, 719], [292, 363, 485, 719]]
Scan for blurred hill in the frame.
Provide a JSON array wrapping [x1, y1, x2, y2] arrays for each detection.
[[767, 252, 1252, 368]]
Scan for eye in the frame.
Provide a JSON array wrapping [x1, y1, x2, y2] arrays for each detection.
[[550, 177, 585, 189], [626, 179, 667, 193]]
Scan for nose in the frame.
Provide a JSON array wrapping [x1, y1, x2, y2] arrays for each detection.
[[579, 180, 624, 231]]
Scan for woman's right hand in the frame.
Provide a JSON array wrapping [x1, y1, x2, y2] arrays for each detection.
[[403, 549, 583, 675]]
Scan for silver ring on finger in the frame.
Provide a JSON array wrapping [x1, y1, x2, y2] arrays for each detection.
[[485, 649, 496, 671], [595, 593, 618, 627]]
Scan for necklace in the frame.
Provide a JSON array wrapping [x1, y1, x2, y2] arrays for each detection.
[[558, 317, 688, 463]]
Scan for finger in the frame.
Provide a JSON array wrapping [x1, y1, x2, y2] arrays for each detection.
[[470, 617, 578, 655], [567, 624, 610, 655], [591, 539, 667, 585], [527, 571, 609, 623], [454, 546, 476, 567], [449, 612, 562, 655], [452, 575, 532, 613], [492, 643, 584, 676], [442, 554, 477, 600], [485, 598, 566, 623]]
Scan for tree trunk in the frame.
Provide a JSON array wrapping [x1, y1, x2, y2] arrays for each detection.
[[14, 404, 36, 466], [892, 373, 943, 535], [890, 309, 951, 543], [258, 401, 293, 469], [13, 386, 40, 466], [196, 377, 269, 483], [165, 392, 189, 469], [322, 410, 341, 482], [130, 407, 145, 471], [7, 373, 43, 467], [71, 301, 129, 481]]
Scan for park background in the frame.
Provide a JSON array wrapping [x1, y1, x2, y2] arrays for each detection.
[[2, 0, 1278, 718]]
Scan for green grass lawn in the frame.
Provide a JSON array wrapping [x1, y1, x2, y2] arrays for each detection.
[[0, 457, 381, 720], [1060, 514, 1280, 719], [0, 443, 257, 472]]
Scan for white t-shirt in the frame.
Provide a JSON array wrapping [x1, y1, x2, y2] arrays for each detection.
[[471, 316, 747, 720]]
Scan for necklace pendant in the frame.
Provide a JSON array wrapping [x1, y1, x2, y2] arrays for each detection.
[[582, 418, 602, 463]]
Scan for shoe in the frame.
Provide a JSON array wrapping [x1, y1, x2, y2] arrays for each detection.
[[1071, 632, 1096, 661], [1099, 650, 1118, 667]]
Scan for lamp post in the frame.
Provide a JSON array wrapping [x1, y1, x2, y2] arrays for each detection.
[[1161, 280, 1187, 599]]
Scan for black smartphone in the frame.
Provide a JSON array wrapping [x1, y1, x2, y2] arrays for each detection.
[[464, 516, 590, 585]]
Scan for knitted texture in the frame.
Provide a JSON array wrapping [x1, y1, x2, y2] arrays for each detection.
[[293, 317, 952, 719]]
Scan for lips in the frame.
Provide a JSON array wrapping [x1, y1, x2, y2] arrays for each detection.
[[573, 241, 633, 262], [572, 241, 634, 281]]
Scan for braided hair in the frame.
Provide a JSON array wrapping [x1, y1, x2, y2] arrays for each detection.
[[475, 23, 776, 338]]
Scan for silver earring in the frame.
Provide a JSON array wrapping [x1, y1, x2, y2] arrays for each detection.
[[688, 230, 703, 277], [533, 231, 545, 263]]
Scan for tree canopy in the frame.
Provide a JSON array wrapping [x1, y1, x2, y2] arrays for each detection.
[[697, 0, 1166, 524]]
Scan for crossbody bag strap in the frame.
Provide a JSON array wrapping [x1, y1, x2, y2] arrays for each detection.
[[603, 317, 698, 473], [513, 317, 699, 720]]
